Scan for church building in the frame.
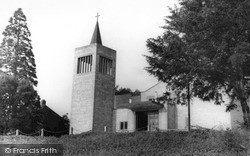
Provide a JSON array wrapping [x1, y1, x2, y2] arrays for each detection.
[[114, 82, 188, 132], [70, 19, 116, 134], [69, 18, 188, 134]]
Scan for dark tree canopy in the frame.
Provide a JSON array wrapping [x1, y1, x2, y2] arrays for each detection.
[[0, 8, 41, 133], [145, 0, 250, 126], [62, 113, 70, 132], [115, 85, 141, 96], [0, 8, 37, 86], [0, 74, 41, 133]]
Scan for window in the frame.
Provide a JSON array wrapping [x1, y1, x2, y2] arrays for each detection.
[[120, 121, 128, 130], [99, 56, 112, 75], [77, 55, 92, 74], [129, 99, 132, 103]]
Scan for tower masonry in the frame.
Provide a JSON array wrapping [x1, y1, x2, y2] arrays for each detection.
[[70, 19, 116, 134]]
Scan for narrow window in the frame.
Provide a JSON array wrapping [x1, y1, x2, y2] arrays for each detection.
[[124, 122, 128, 129], [83, 57, 86, 73], [99, 56, 112, 75], [81, 57, 84, 73], [77, 55, 92, 74], [120, 122, 124, 130], [120, 121, 128, 130], [76, 57, 79, 73]]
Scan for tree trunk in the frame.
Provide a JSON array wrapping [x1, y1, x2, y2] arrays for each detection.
[[240, 98, 250, 127], [4, 118, 8, 134], [3, 122, 7, 134]]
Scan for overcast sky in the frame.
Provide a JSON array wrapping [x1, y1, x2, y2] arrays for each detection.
[[0, 0, 231, 129]]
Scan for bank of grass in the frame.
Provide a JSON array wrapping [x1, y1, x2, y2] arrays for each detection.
[[0, 129, 248, 155]]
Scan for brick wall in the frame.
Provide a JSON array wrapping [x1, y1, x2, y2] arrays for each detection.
[[114, 94, 132, 108], [132, 95, 141, 103]]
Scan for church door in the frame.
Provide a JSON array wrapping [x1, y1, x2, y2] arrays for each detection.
[[136, 112, 148, 131], [148, 111, 159, 131]]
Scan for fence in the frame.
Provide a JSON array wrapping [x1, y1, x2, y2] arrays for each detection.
[[0, 128, 69, 137]]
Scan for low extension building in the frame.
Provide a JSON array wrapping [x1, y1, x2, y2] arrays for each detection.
[[114, 82, 188, 132]]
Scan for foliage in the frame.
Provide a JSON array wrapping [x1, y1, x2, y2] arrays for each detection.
[[132, 89, 141, 96], [0, 130, 247, 155], [145, 0, 250, 126], [115, 85, 141, 96], [0, 8, 37, 86], [62, 113, 70, 132], [0, 8, 41, 134], [0, 74, 41, 134]]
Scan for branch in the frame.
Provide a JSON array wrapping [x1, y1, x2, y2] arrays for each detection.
[[226, 92, 237, 112]]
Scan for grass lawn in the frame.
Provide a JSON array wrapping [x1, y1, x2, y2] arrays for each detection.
[[0, 129, 248, 156]]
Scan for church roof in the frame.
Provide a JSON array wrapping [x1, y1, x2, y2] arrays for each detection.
[[90, 21, 102, 45], [116, 101, 164, 112]]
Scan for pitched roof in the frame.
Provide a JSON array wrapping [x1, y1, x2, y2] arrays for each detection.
[[40, 105, 66, 130], [116, 101, 164, 112], [90, 21, 102, 45]]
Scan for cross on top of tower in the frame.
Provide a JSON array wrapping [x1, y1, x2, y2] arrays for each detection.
[[95, 13, 100, 21], [90, 13, 102, 45]]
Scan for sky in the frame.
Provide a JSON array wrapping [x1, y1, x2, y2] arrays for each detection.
[[0, 0, 231, 129]]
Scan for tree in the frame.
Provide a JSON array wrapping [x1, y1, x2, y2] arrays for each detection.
[[0, 8, 37, 86], [145, 0, 250, 127], [62, 113, 69, 131], [115, 85, 141, 96], [0, 8, 41, 133], [115, 85, 132, 95], [0, 74, 41, 133], [133, 89, 141, 96]]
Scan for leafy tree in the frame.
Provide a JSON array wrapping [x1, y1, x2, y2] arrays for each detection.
[[0, 8, 37, 86], [115, 85, 141, 96], [145, 0, 250, 126], [0, 8, 41, 133], [0, 74, 41, 133], [133, 89, 141, 96], [115, 85, 132, 95], [62, 113, 69, 131]]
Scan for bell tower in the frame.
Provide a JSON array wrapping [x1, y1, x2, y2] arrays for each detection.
[[70, 15, 116, 134]]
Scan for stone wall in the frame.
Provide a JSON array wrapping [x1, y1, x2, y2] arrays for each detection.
[[70, 45, 97, 134], [167, 104, 177, 129], [70, 43, 116, 133], [115, 108, 135, 132], [92, 44, 116, 132], [230, 98, 250, 129], [176, 105, 188, 129], [159, 104, 168, 130], [93, 73, 115, 132]]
